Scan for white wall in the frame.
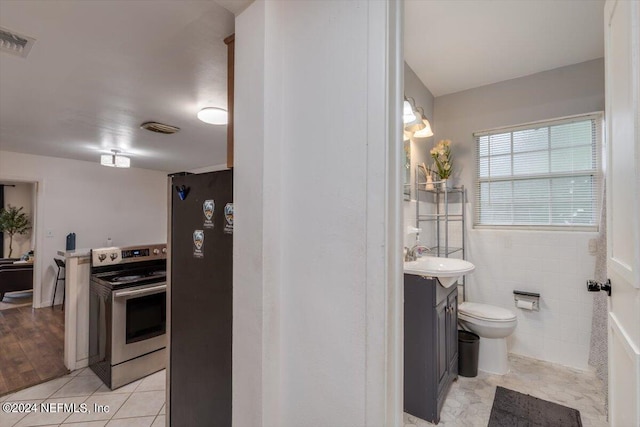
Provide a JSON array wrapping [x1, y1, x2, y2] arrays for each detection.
[[233, 1, 267, 424], [433, 58, 605, 369], [2, 182, 34, 257], [404, 63, 436, 248], [233, 1, 401, 426], [0, 150, 168, 307]]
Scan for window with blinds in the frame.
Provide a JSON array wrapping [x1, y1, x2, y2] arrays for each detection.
[[474, 113, 602, 230]]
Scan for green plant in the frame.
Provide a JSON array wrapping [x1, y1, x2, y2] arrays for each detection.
[[430, 139, 453, 180], [0, 205, 32, 257]]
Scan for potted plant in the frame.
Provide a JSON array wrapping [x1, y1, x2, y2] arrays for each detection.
[[0, 205, 32, 257], [430, 139, 453, 187]]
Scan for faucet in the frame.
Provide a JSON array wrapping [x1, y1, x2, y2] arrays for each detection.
[[404, 243, 431, 261]]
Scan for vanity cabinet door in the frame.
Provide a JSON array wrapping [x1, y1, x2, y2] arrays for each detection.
[[404, 275, 457, 424], [436, 299, 448, 394], [446, 290, 459, 377]]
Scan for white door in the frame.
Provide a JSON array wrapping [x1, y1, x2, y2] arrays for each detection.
[[604, 1, 640, 425]]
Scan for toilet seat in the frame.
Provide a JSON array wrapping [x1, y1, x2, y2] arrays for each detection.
[[458, 302, 516, 323]]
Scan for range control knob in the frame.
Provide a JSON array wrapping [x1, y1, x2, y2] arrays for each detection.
[[161, 248, 167, 254], [110, 252, 118, 261], [98, 254, 107, 262], [153, 249, 160, 255]]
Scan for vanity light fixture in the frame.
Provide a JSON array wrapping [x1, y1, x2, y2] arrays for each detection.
[[413, 107, 434, 138], [197, 107, 228, 125], [100, 149, 131, 168], [403, 97, 426, 132], [414, 119, 433, 138], [403, 99, 416, 124], [405, 114, 426, 133]]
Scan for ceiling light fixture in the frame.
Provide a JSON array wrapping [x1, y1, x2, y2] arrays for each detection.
[[100, 149, 130, 168], [197, 107, 228, 125]]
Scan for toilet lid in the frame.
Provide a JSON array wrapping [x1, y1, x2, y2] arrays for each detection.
[[458, 302, 516, 322]]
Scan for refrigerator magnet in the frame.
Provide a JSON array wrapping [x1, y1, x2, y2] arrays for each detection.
[[193, 230, 205, 258], [224, 203, 234, 234], [176, 185, 190, 200], [203, 199, 215, 229]]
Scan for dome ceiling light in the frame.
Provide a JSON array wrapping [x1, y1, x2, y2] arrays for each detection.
[[197, 107, 228, 125]]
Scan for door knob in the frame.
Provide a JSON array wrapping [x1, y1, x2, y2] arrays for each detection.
[[587, 279, 611, 296]]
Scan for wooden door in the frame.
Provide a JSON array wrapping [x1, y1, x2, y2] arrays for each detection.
[[604, 1, 640, 425]]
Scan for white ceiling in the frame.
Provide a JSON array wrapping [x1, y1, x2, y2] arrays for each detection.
[[405, 0, 605, 97], [1, 1, 606, 171], [0, 0, 234, 172]]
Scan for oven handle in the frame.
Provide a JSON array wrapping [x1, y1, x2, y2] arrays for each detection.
[[113, 284, 166, 299]]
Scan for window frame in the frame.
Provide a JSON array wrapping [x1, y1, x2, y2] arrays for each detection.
[[473, 112, 604, 231]]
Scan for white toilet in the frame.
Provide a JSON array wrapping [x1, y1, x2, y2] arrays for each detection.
[[458, 302, 517, 375]]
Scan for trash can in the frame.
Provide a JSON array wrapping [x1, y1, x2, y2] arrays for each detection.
[[458, 330, 480, 377]]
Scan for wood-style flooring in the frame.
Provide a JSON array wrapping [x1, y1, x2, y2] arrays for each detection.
[[0, 305, 68, 396]]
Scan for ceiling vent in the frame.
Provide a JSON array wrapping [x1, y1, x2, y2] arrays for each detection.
[[140, 122, 180, 135], [0, 27, 35, 58]]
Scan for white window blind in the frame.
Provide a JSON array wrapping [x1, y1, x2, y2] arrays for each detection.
[[474, 113, 602, 230]]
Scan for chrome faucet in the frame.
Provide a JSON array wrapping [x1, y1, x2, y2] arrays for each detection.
[[404, 244, 431, 262]]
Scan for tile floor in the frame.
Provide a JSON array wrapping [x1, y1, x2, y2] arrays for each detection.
[[1, 367, 165, 427], [404, 354, 608, 427], [2, 354, 607, 427]]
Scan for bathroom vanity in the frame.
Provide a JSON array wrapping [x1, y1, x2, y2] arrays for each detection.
[[404, 274, 458, 424]]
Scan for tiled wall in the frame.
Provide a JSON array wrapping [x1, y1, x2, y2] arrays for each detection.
[[432, 59, 604, 370], [465, 223, 597, 369]]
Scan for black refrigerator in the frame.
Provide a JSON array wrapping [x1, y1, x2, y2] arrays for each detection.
[[169, 170, 232, 426]]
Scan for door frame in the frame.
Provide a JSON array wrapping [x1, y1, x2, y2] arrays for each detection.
[[0, 175, 44, 309]]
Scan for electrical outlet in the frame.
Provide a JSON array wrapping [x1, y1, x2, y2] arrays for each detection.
[[45, 230, 54, 238]]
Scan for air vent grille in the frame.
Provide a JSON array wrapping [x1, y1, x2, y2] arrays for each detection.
[[140, 122, 180, 134], [0, 27, 35, 58]]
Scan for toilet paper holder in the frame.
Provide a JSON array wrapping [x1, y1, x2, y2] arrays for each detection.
[[513, 290, 540, 311]]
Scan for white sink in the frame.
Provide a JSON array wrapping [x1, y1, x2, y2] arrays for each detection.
[[404, 256, 475, 288]]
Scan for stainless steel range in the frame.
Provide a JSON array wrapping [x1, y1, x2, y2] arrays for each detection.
[[89, 243, 167, 389]]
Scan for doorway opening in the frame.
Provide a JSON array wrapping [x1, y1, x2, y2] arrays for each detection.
[[0, 179, 67, 397], [0, 182, 36, 310]]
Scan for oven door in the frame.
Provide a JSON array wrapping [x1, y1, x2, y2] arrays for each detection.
[[111, 282, 167, 365]]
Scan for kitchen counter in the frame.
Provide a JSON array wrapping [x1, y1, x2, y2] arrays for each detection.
[[57, 248, 91, 258], [58, 249, 91, 371]]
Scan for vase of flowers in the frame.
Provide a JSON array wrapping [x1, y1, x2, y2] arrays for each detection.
[[430, 139, 453, 188], [418, 162, 434, 190]]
